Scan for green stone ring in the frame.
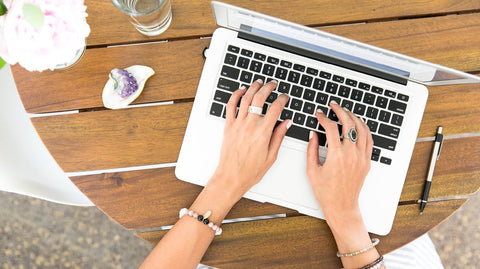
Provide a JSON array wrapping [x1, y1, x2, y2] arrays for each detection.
[[345, 127, 358, 143]]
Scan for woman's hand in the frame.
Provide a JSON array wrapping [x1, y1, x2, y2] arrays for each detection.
[[207, 79, 291, 204], [306, 101, 373, 223]]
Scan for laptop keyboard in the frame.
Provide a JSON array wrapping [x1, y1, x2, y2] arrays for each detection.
[[209, 45, 410, 165]]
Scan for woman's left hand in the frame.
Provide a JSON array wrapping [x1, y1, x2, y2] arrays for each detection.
[[207, 79, 291, 203]]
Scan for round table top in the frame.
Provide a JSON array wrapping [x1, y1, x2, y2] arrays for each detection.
[[11, 0, 480, 267]]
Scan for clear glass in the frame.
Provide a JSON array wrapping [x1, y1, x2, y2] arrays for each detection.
[[111, 0, 172, 36]]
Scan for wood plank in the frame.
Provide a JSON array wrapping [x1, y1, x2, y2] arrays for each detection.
[[70, 137, 479, 229], [136, 200, 467, 268], [13, 13, 480, 113], [32, 82, 480, 172], [85, 0, 480, 46]]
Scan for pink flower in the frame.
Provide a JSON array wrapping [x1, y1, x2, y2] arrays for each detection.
[[0, 0, 90, 71]]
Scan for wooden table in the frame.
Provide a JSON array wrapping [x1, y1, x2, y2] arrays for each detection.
[[11, 0, 480, 267]]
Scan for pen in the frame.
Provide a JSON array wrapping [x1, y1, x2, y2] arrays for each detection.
[[420, 126, 444, 215]]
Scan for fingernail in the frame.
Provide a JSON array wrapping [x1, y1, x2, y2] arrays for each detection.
[[239, 85, 246, 90], [309, 130, 314, 140], [256, 79, 264, 84], [316, 109, 324, 115], [343, 107, 349, 112], [330, 100, 338, 105], [270, 80, 278, 84], [286, 120, 293, 130]]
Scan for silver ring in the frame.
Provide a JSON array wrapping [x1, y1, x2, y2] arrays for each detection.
[[345, 127, 357, 143], [247, 105, 263, 116]]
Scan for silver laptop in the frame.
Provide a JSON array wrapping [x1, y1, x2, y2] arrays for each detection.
[[176, 1, 480, 235]]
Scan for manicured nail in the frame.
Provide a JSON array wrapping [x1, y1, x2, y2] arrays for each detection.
[[256, 79, 264, 84], [286, 120, 293, 130], [316, 109, 324, 115], [270, 80, 278, 84], [309, 130, 314, 140], [343, 107, 349, 112], [239, 85, 247, 90], [330, 100, 338, 105]]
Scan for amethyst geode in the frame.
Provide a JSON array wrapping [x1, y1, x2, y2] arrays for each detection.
[[109, 68, 139, 98]]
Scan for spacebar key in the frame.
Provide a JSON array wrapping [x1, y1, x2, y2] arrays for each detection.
[[286, 125, 310, 142], [372, 134, 397, 151]]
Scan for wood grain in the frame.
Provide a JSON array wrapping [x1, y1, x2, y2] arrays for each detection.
[[70, 137, 480, 229], [85, 0, 480, 46], [13, 13, 480, 114], [136, 199, 467, 268]]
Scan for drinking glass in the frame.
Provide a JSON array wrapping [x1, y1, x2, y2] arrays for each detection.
[[111, 0, 172, 36]]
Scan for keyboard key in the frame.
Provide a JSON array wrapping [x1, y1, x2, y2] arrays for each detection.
[[303, 89, 316, 101], [351, 89, 363, 101], [313, 78, 326, 91], [379, 110, 391, 123], [293, 64, 306, 72], [316, 92, 328, 104], [338, 86, 351, 97], [221, 65, 240, 80], [359, 82, 371, 90], [275, 67, 288, 80], [391, 114, 404, 126], [375, 96, 388, 108], [385, 89, 396, 98], [262, 64, 275, 76], [267, 56, 279, 64], [250, 60, 263, 72], [388, 100, 407, 114], [363, 93, 376, 105], [329, 96, 341, 106], [366, 107, 379, 119], [288, 71, 301, 83], [346, 79, 357, 87], [316, 131, 327, 146], [326, 82, 338, 94], [214, 90, 231, 104], [241, 49, 253, 57], [278, 81, 291, 93], [227, 45, 240, 53], [254, 52, 266, 61], [222, 107, 227, 119], [378, 123, 400, 138], [291, 85, 303, 97], [300, 74, 313, 87], [367, 120, 378, 132], [341, 100, 354, 111], [306, 116, 318, 129], [320, 71, 332, 79], [333, 75, 344, 83], [307, 67, 319, 76], [210, 102, 224, 117], [280, 60, 292, 68], [217, 78, 240, 92], [293, 112, 306, 125], [237, 57, 250, 69], [328, 110, 338, 121], [353, 103, 366, 116], [224, 53, 237, 65], [397, 93, 409, 102], [371, 154, 379, 161], [316, 105, 328, 115], [286, 125, 310, 142], [303, 102, 316, 114], [253, 74, 266, 83], [280, 109, 293, 120], [372, 134, 397, 151], [290, 98, 303, 111], [240, 70, 253, 83], [266, 92, 278, 103], [372, 147, 381, 156], [380, 157, 392, 165], [371, 86, 383, 94]]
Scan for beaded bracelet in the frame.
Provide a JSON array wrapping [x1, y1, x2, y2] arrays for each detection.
[[179, 208, 222, 236], [359, 255, 384, 269], [336, 238, 380, 257]]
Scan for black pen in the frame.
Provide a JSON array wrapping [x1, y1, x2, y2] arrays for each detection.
[[420, 126, 444, 214]]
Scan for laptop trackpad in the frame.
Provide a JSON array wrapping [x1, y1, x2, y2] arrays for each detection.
[[248, 144, 320, 210]]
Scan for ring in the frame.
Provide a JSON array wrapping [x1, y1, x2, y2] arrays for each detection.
[[345, 127, 358, 143], [247, 105, 263, 116]]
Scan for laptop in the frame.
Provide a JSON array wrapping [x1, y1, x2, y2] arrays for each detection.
[[175, 1, 480, 235]]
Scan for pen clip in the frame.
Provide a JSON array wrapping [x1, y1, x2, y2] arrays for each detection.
[[435, 127, 444, 160]]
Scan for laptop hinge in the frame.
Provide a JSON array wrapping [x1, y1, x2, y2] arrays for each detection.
[[238, 32, 408, 86]]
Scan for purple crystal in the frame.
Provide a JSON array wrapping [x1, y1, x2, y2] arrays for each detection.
[[110, 68, 139, 98]]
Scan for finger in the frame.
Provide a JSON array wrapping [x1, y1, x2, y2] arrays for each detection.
[[267, 119, 292, 165], [316, 109, 341, 149], [307, 130, 321, 175], [225, 86, 247, 126], [329, 100, 356, 145], [250, 80, 278, 108], [238, 79, 264, 119], [349, 113, 369, 150], [264, 94, 289, 130]]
